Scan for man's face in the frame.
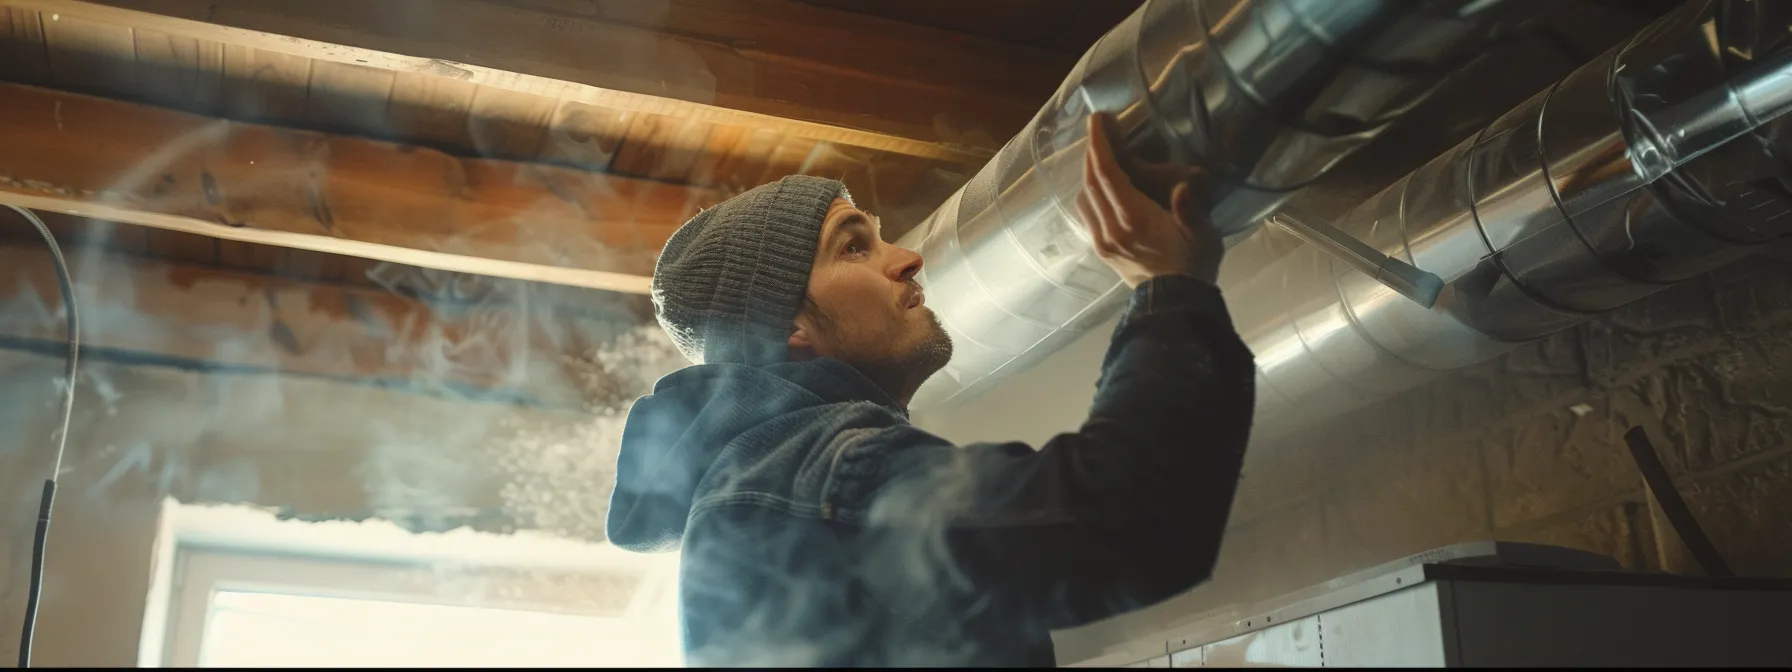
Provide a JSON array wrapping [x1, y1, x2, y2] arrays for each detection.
[[789, 198, 953, 404]]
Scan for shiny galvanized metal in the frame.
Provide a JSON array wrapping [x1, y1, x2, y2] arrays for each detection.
[[906, 0, 1792, 443], [899, 0, 1539, 409], [1241, 0, 1792, 438]]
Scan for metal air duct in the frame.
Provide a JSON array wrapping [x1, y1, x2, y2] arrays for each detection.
[[898, 0, 1541, 409], [904, 0, 1792, 445], [1235, 0, 1792, 440]]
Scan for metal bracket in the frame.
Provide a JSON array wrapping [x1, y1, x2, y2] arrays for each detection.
[[1265, 209, 1444, 309]]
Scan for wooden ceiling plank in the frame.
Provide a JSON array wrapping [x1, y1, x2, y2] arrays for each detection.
[[652, 117, 720, 185], [7, 0, 1039, 164], [320, 254, 378, 287], [142, 225, 218, 265], [130, 27, 223, 113], [554, 0, 1069, 104], [0, 82, 730, 294], [386, 71, 479, 151], [219, 44, 312, 123], [538, 99, 633, 173], [676, 122, 724, 185], [785, 0, 1082, 53], [466, 84, 557, 160], [803, 143, 866, 184], [610, 114, 716, 184], [684, 124, 750, 190], [0, 7, 52, 83], [0, 241, 599, 404], [706, 127, 783, 194], [102, 214, 149, 253], [217, 236, 288, 271], [799, 144, 944, 234], [863, 158, 934, 219], [304, 60, 398, 137], [37, 12, 139, 96], [278, 241, 353, 283], [755, 134, 824, 187], [16, 203, 83, 250]]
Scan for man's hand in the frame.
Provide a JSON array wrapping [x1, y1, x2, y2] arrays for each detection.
[[1075, 111, 1224, 288]]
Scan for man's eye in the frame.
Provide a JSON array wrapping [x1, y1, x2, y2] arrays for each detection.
[[844, 241, 868, 258]]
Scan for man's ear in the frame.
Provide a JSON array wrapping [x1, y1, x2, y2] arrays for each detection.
[[787, 322, 819, 361]]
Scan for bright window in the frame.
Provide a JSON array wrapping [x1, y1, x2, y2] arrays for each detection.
[[198, 591, 672, 668], [142, 501, 681, 668]]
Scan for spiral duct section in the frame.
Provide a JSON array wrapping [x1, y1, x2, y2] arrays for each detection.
[[898, 0, 1540, 409], [1236, 0, 1792, 440]]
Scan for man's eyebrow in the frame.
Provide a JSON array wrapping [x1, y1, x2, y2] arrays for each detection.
[[830, 212, 874, 245]]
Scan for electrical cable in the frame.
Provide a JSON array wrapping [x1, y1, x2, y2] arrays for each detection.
[[6, 204, 80, 669], [1623, 426, 1732, 577]]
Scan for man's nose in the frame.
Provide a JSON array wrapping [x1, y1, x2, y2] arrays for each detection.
[[890, 245, 924, 284]]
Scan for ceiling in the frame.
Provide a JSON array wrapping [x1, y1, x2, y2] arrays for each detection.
[[0, 0, 1132, 295], [795, 0, 1141, 52]]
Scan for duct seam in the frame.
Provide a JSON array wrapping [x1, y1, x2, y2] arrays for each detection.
[[1460, 79, 1608, 327], [1123, 24, 1200, 166], [1327, 251, 1457, 374], [1527, 77, 1660, 295], [1198, 1, 1363, 141], [904, 0, 1571, 411]]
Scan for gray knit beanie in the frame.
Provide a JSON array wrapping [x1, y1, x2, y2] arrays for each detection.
[[652, 175, 852, 365]]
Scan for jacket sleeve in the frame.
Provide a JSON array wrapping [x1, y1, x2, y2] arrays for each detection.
[[829, 274, 1256, 632]]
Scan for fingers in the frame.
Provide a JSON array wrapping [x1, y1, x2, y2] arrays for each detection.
[[1077, 193, 1113, 256], [1170, 176, 1218, 235], [1078, 140, 1107, 254], [1085, 114, 1139, 234], [1170, 181, 1198, 228], [1163, 164, 1212, 200], [1080, 145, 1124, 256]]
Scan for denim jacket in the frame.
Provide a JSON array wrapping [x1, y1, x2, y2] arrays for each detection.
[[605, 275, 1256, 667]]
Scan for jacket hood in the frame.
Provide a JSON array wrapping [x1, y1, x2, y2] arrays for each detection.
[[605, 358, 901, 553]]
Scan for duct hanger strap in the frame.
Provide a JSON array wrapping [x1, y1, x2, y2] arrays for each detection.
[[1265, 208, 1445, 308]]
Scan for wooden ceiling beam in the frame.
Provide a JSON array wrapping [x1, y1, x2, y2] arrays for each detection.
[[0, 240, 610, 406], [0, 83, 728, 294], [7, 0, 1072, 164]]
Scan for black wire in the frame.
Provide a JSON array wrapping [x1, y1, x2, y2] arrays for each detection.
[[1624, 426, 1733, 577], [20, 481, 55, 668], [6, 204, 80, 669]]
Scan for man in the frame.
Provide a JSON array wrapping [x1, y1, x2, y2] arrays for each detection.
[[605, 113, 1256, 667]]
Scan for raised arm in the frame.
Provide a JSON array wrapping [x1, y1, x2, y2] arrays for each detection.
[[830, 113, 1256, 635]]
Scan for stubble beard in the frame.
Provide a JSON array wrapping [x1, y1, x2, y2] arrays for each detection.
[[910, 309, 954, 379], [804, 298, 954, 402], [870, 309, 953, 406]]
